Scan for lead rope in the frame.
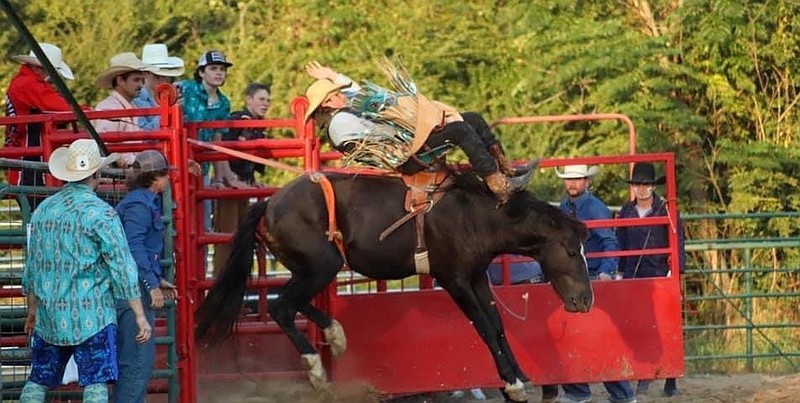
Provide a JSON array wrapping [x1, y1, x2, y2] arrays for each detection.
[[633, 198, 676, 278], [632, 229, 652, 278], [486, 272, 530, 321]]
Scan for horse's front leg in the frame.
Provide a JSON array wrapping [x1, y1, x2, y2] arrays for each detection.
[[471, 276, 529, 384], [440, 278, 528, 402]]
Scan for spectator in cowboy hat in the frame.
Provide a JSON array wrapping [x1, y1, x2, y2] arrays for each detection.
[[554, 164, 618, 280], [133, 43, 185, 130], [543, 163, 634, 403], [4, 42, 83, 208], [616, 162, 685, 398], [19, 139, 150, 403], [93, 52, 157, 167]]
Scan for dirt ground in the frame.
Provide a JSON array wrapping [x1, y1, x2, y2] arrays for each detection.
[[197, 373, 800, 402]]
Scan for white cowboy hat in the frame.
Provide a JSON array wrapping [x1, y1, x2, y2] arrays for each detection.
[[141, 44, 185, 77], [304, 79, 347, 121], [555, 164, 600, 179], [11, 43, 74, 80], [48, 139, 119, 182], [96, 52, 158, 88]]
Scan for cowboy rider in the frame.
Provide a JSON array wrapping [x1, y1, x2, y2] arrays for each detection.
[[303, 61, 533, 204]]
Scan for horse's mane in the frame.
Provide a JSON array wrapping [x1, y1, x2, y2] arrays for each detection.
[[514, 193, 588, 239], [445, 170, 588, 237]]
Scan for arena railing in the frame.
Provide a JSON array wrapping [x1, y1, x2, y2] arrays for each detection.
[[0, 94, 183, 402]]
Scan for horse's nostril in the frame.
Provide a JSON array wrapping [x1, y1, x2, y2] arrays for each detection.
[[582, 294, 593, 310]]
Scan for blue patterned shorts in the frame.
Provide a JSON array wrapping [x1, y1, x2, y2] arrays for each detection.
[[29, 325, 118, 387]]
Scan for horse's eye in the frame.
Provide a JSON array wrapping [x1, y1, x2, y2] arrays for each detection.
[[567, 251, 577, 257]]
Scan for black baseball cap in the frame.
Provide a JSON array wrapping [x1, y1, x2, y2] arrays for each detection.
[[197, 51, 233, 68]]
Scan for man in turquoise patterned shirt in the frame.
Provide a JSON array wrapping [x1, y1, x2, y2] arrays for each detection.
[[20, 139, 151, 403]]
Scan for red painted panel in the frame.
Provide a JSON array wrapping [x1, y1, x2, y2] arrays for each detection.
[[329, 277, 683, 394]]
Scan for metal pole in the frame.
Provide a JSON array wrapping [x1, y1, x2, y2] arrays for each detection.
[[0, 0, 110, 156], [744, 248, 753, 372]]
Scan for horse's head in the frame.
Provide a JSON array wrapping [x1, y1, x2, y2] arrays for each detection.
[[507, 193, 594, 313]]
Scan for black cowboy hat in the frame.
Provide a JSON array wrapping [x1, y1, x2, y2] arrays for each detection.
[[625, 162, 666, 185]]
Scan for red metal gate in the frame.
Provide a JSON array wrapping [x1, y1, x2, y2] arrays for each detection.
[[326, 153, 684, 394]]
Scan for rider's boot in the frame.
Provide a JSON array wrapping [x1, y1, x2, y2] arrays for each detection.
[[489, 143, 518, 176], [484, 171, 513, 204], [484, 160, 537, 204]]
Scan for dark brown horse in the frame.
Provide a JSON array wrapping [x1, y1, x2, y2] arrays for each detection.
[[195, 170, 593, 402]]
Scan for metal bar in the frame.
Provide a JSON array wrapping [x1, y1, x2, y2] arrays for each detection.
[[685, 268, 800, 274], [0, 158, 125, 177], [686, 241, 800, 251], [686, 352, 800, 361], [744, 248, 753, 371], [685, 291, 800, 301], [685, 323, 800, 331], [686, 237, 800, 245], [683, 212, 800, 220]]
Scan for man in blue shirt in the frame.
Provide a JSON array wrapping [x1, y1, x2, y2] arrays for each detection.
[[557, 164, 620, 280], [20, 139, 151, 403], [114, 150, 177, 403], [540, 165, 635, 403]]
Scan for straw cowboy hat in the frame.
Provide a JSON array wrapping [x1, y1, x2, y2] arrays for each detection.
[[11, 43, 74, 80], [555, 164, 600, 179], [48, 139, 119, 182], [625, 162, 665, 185], [141, 44, 185, 77], [304, 79, 348, 121], [96, 52, 157, 88]]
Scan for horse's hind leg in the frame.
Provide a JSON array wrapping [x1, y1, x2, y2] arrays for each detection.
[[439, 277, 527, 402], [472, 277, 529, 384], [268, 268, 340, 391], [298, 304, 347, 358]]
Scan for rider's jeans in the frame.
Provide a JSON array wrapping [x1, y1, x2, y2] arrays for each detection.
[[113, 285, 155, 403]]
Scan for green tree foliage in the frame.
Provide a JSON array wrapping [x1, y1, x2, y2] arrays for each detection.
[[1, 0, 798, 214]]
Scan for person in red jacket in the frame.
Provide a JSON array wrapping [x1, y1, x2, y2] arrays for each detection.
[[5, 43, 77, 209]]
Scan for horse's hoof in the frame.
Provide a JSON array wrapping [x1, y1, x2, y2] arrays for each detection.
[[323, 319, 347, 358], [301, 353, 329, 391], [504, 379, 527, 402]]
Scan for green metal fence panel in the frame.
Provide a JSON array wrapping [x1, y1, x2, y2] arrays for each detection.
[[682, 212, 800, 374]]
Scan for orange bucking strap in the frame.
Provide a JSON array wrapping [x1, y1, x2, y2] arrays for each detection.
[[308, 173, 348, 267]]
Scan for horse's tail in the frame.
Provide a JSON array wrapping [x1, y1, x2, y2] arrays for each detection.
[[195, 199, 270, 345]]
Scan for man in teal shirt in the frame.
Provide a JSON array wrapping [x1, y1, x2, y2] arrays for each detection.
[[20, 139, 151, 403], [178, 50, 232, 142]]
